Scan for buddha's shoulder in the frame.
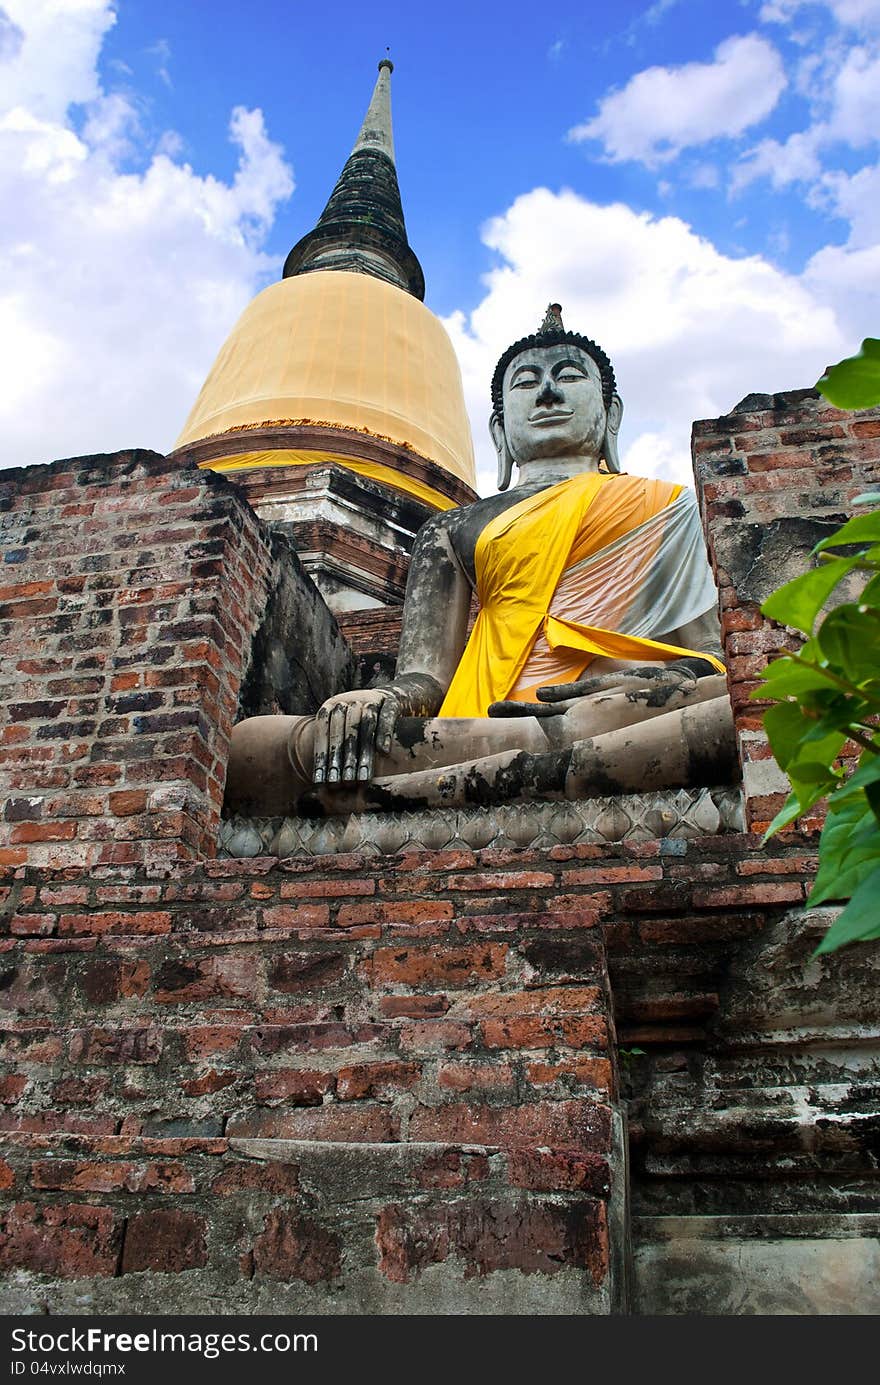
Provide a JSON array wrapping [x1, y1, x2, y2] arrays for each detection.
[[425, 490, 525, 538]]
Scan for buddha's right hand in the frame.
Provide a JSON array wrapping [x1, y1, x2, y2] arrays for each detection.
[[312, 689, 401, 785]]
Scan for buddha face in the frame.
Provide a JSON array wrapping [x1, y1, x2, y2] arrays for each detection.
[[501, 344, 608, 467]]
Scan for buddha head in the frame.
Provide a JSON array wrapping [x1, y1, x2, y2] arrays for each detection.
[[489, 305, 623, 490]]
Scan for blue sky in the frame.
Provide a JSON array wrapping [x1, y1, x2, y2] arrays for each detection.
[[2, 0, 879, 491]]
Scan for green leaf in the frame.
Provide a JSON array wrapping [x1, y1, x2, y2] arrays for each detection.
[[762, 703, 813, 769], [816, 605, 880, 681], [834, 752, 880, 800], [857, 572, 880, 606], [815, 510, 880, 551], [816, 339, 880, 410], [762, 790, 804, 840], [809, 798, 880, 905], [758, 658, 844, 698], [813, 865, 880, 955], [761, 556, 859, 632]]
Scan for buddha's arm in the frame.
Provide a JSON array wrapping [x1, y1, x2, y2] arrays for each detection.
[[313, 514, 471, 784]]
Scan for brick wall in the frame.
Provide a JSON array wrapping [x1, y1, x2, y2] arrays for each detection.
[[693, 389, 880, 833], [0, 832, 817, 1312], [0, 451, 273, 869]]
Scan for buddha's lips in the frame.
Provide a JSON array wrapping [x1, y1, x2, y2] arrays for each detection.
[[528, 410, 574, 425]]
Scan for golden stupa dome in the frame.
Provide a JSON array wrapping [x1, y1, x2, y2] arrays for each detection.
[[172, 270, 475, 508]]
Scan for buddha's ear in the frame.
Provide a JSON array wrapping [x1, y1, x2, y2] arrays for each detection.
[[602, 393, 624, 474], [490, 412, 513, 492]]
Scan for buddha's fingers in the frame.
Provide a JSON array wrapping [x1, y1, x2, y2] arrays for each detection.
[[537, 676, 620, 701], [340, 702, 362, 783], [326, 703, 348, 784], [376, 696, 399, 756], [357, 701, 379, 782], [313, 703, 331, 783], [488, 699, 567, 718]]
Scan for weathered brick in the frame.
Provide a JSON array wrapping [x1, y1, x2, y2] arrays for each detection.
[[253, 1069, 335, 1104], [507, 1148, 611, 1195], [251, 1209, 341, 1283], [407, 1099, 611, 1150], [364, 943, 508, 988], [0, 1202, 121, 1277], [336, 1061, 421, 1101], [376, 1199, 608, 1285], [121, 1209, 207, 1273]]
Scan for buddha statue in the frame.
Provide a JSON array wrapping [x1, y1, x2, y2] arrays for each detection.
[[226, 306, 736, 816]]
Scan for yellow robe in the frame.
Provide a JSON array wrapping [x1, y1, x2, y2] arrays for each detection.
[[439, 471, 724, 719]]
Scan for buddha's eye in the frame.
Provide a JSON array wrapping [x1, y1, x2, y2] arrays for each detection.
[[557, 371, 586, 382], [512, 375, 539, 388]]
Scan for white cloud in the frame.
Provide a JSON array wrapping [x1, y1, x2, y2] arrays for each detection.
[[568, 34, 787, 166], [733, 37, 880, 191], [0, 0, 115, 121], [829, 44, 880, 142], [0, 0, 294, 470], [731, 128, 825, 191], [761, 0, 880, 32], [444, 188, 850, 495]]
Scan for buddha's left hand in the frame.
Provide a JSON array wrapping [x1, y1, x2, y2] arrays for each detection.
[[488, 663, 699, 718]]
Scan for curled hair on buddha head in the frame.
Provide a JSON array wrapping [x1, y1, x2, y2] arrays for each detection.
[[490, 303, 617, 421]]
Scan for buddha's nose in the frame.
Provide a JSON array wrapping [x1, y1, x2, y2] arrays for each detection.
[[536, 375, 563, 405]]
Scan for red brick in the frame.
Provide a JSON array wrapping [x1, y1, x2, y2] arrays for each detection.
[[399, 1020, 473, 1052], [267, 951, 346, 993], [9, 913, 55, 936], [437, 1062, 515, 1093], [182, 1025, 243, 1059], [80, 958, 150, 1004], [0, 1074, 27, 1103], [252, 1209, 341, 1283], [378, 994, 449, 1018], [336, 900, 454, 928], [10, 822, 77, 844], [447, 871, 554, 892], [179, 1069, 237, 1096], [459, 985, 601, 1019], [692, 881, 805, 907], [337, 1061, 421, 1101], [121, 1209, 207, 1273], [262, 904, 331, 929], [408, 1099, 611, 1150], [108, 790, 148, 816], [30, 1159, 194, 1193], [376, 1200, 608, 1284], [365, 942, 508, 988], [253, 1069, 335, 1103], [0, 1202, 120, 1277], [481, 1013, 608, 1050], [68, 1026, 163, 1064], [59, 911, 172, 935], [226, 1105, 397, 1141], [211, 1160, 300, 1195], [279, 878, 374, 899], [412, 1151, 490, 1188], [152, 955, 262, 1003], [525, 1059, 613, 1091], [507, 1148, 611, 1195]]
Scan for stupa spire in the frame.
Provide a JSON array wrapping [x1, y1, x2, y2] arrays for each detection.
[[282, 59, 425, 300], [352, 56, 395, 161]]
